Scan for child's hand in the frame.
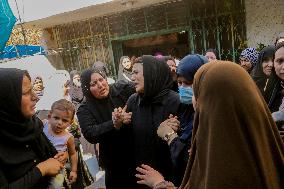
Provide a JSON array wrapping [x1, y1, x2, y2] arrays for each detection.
[[54, 151, 68, 165], [69, 171, 77, 184]]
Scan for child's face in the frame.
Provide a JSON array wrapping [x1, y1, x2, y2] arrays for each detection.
[[48, 109, 73, 134]]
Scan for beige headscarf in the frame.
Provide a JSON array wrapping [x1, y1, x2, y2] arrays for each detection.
[[180, 61, 284, 189]]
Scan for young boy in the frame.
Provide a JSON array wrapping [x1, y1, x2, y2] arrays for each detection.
[[43, 99, 78, 189]]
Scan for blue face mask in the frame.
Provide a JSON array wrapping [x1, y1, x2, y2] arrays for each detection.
[[179, 86, 193, 104]]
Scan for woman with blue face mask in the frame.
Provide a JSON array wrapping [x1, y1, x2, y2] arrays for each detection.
[[177, 54, 208, 105], [136, 61, 284, 189], [151, 54, 208, 185]]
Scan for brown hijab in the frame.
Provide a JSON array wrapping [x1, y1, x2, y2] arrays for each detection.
[[180, 61, 284, 189]]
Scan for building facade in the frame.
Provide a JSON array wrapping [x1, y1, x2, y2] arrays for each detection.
[[19, 0, 282, 77], [44, 0, 246, 77], [245, 0, 284, 47]]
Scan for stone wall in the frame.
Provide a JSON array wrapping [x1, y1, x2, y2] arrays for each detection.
[[245, 0, 284, 47]]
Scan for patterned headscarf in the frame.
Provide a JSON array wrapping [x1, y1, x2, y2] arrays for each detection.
[[240, 47, 259, 67]]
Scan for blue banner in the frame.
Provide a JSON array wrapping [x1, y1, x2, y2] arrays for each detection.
[[0, 45, 45, 59], [0, 0, 16, 52]]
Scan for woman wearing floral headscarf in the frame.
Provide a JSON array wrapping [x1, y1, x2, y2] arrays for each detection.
[[239, 47, 259, 73]]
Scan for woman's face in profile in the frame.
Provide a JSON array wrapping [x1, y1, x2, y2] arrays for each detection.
[[21, 75, 38, 118], [131, 63, 144, 94], [274, 47, 284, 80]]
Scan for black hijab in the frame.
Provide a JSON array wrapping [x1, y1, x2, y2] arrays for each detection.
[[264, 42, 284, 110], [81, 68, 106, 100], [80, 68, 114, 121], [251, 45, 275, 92], [140, 55, 173, 100], [0, 68, 57, 160]]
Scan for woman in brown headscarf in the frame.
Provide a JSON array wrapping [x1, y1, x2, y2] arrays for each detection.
[[136, 61, 284, 189]]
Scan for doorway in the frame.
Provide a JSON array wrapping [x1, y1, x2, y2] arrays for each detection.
[[123, 31, 188, 59], [112, 31, 189, 73]]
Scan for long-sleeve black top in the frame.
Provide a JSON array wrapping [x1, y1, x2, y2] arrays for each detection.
[[169, 103, 194, 185], [0, 68, 57, 189], [127, 90, 181, 184], [0, 137, 53, 189], [77, 81, 136, 188]]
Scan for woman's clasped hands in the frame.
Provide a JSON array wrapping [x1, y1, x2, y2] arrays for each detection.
[[112, 105, 132, 129]]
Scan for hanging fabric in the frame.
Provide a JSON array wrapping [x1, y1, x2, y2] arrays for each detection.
[[0, 0, 16, 52]]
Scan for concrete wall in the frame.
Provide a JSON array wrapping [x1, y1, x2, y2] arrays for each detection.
[[245, 0, 284, 47]]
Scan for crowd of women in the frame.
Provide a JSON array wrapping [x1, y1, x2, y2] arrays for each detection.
[[0, 32, 284, 189]]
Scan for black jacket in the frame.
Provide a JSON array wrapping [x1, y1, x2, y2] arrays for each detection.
[[0, 68, 57, 189], [0, 134, 53, 189], [126, 56, 181, 185], [127, 90, 180, 183], [77, 80, 136, 188]]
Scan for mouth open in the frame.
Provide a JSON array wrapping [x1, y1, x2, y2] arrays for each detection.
[[54, 127, 63, 133], [100, 88, 106, 94]]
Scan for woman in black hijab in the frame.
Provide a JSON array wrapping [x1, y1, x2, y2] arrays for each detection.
[[127, 55, 180, 187], [264, 42, 284, 112], [0, 68, 64, 189], [251, 45, 275, 92], [77, 68, 136, 189], [135, 61, 284, 189]]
